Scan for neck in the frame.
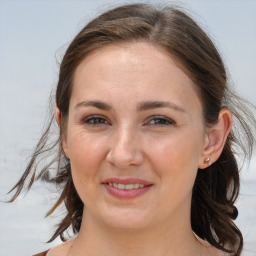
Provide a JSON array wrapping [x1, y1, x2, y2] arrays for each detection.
[[72, 207, 202, 256]]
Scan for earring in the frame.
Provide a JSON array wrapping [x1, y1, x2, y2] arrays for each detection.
[[204, 157, 212, 166]]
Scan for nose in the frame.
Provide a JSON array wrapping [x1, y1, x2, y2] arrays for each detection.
[[106, 126, 144, 169]]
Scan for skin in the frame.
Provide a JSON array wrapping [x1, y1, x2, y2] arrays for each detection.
[[53, 42, 232, 256]]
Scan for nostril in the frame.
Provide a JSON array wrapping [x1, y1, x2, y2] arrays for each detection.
[[106, 147, 143, 168]]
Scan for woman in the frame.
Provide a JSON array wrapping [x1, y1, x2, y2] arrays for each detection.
[[9, 3, 256, 256]]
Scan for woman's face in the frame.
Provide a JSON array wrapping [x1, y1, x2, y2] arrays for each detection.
[[62, 42, 208, 230]]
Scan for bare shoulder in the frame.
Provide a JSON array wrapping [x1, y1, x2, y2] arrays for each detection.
[[47, 239, 74, 256]]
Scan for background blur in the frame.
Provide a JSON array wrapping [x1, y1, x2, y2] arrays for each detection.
[[0, 0, 255, 255]]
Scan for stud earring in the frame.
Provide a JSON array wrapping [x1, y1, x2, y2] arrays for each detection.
[[204, 157, 212, 166]]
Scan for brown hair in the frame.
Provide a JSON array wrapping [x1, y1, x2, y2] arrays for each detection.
[[9, 3, 256, 255]]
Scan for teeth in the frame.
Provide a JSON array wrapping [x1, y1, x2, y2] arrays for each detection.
[[117, 184, 125, 189], [134, 184, 140, 189], [125, 184, 134, 190], [108, 183, 146, 190]]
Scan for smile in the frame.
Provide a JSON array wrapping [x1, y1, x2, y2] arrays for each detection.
[[106, 183, 146, 190], [102, 179, 153, 199]]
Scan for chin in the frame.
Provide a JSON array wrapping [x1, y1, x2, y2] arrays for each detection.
[[99, 208, 155, 230]]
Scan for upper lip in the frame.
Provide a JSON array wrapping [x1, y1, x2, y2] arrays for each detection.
[[102, 178, 153, 186]]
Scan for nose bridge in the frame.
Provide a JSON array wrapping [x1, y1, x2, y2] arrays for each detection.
[[117, 123, 134, 148], [106, 123, 143, 168]]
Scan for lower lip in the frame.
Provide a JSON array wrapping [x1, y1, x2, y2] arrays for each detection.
[[103, 184, 153, 199]]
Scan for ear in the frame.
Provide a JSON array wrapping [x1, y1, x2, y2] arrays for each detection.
[[56, 107, 61, 126], [198, 108, 232, 169], [56, 108, 69, 158]]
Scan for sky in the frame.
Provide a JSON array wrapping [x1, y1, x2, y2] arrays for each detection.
[[0, 0, 256, 255]]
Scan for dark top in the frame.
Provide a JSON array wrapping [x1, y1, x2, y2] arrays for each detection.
[[33, 250, 49, 256]]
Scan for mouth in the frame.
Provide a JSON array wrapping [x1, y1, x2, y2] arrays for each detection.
[[102, 179, 153, 199], [104, 182, 150, 190]]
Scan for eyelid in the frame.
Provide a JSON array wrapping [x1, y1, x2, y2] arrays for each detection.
[[145, 115, 175, 126], [80, 114, 175, 127], [82, 114, 111, 125]]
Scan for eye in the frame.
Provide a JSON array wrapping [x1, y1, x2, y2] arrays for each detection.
[[82, 115, 110, 127], [146, 115, 175, 126]]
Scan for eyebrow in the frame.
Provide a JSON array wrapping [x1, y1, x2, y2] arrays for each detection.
[[75, 100, 185, 113], [137, 101, 185, 113], [75, 100, 111, 110]]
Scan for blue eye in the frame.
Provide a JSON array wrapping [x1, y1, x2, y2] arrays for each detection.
[[83, 115, 109, 126], [147, 116, 175, 126]]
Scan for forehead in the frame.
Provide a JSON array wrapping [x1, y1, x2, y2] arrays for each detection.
[[75, 42, 186, 83], [71, 42, 202, 114]]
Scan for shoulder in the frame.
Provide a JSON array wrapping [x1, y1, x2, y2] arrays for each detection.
[[47, 239, 74, 256], [33, 251, 49, 256], [34, 239, 74, 256]]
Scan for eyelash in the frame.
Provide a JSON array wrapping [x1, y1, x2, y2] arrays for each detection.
[[82, 115, 175, 127], [146, 115, 175, 126], [82, 115, 110, 127]]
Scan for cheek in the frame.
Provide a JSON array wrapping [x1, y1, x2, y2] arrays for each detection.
[[68, 130, 106, 165], [146, 131, 202, 190], [67, 132, 106, 199]]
